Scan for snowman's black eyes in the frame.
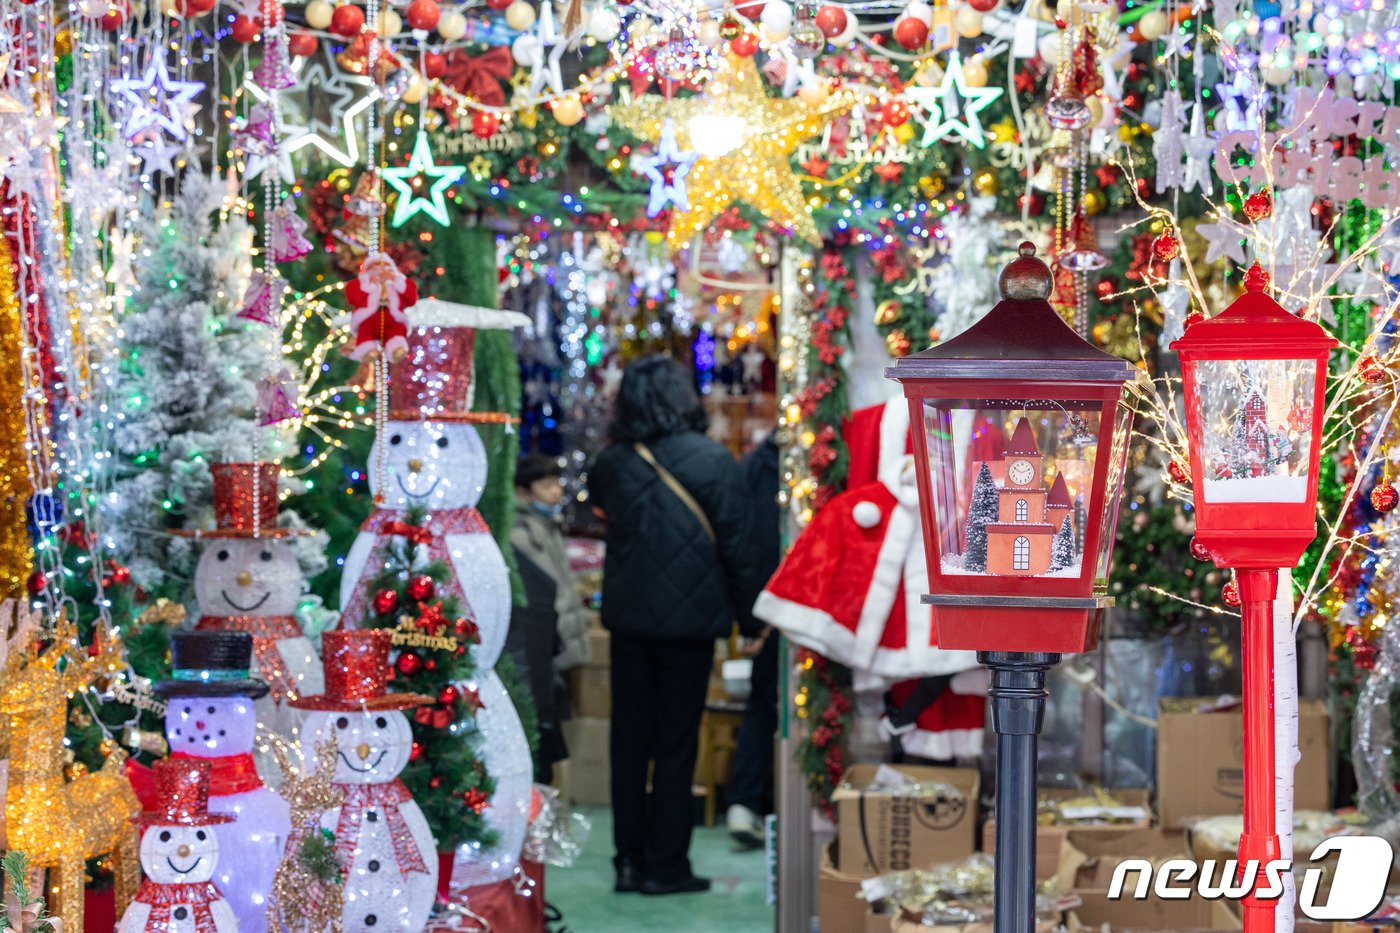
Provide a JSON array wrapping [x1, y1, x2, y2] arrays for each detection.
[[207, 706, 215, 714], [389, 434, 403, 446], [336, 716, 349, 729], [216, 549, 230, 561], [260, 550, 272, 562], [159, 830, 171, 842], [435, 437, 448, 448], [196, 830, 206, 841], [375, 716, 387, 728]]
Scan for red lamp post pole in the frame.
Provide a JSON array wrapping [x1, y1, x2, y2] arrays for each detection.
[[1237, 568, 1281, 933]]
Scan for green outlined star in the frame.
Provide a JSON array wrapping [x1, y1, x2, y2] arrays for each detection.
[[383, 133, 465, 227], [906, 51, 1004, 150]]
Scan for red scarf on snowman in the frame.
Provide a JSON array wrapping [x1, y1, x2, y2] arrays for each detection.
[[345, 252, 416, 362], [339, 507, 487, 629], [133, 878, 225, 933], [333, 778, 430, 876]]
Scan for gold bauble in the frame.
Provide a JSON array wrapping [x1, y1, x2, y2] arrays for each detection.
[[874, 299, 901, 326], [920, 173, 945, 196], [1117, 124, 1139, 142], [98, 737, 119, 757], [885, 329, 912, 357], [1083, 189, 1107, 215], [1085, 95, 1104, 125], [893, 122, 915, 144], [64, 762, 89, 781], [972, 169, 999, 195], [961, 56, 989, 88]]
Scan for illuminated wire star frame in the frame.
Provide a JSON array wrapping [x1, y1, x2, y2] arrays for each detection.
[[905, 52, 1003, 149], [245, 49, 381, 166], [110, 53, 204, 141], [384, 133, 465, 227], [641, 119, 698, 217]]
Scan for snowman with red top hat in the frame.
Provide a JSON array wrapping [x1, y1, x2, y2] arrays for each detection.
[[120, 758, 238, 933]]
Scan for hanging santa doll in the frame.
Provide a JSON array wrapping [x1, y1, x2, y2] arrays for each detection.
[[345, 250, 417, 362]]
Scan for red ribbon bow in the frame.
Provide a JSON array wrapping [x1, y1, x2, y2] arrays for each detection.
[[379, 521, 433, 545], [414, 705, 453, 729], [442, 47, 513, 108]]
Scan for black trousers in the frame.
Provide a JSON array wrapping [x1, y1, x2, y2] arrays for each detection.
[[728, 632, 779, 813], [610, 632, 714, 883]]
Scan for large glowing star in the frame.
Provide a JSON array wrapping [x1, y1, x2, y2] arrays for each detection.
[[110, 53, 204, 141], [641, 119, 699, 217], [244, 48, 381, 166], [383, 133, 465, 227], [905, 52, 1003, 149], [607, 54, 848, 249]]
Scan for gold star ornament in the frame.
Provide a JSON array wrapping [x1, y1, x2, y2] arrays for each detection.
[[607, 54, 849, 250]]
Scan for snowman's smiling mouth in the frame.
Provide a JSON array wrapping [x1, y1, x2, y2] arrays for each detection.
[[396, 475, 441, 499], [220, 589, 270, 613], [166, 856, 203, 875], [339, 749, 387, 773]]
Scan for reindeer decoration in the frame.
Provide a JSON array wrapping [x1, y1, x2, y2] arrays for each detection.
[[0, 609, 141, 933], [267, 739, 346, 933]]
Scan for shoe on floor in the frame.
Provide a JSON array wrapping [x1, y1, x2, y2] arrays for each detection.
[[614, 858, 642, 893], [726, 803, 764, 850], [640, 875, 711, 896]]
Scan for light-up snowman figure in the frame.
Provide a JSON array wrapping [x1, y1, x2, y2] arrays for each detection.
[[187, 462, 324, 754], [293, 629, 438, 933], [156, 631, 290, 933], [121, 758, 238, 933], [339, 300, 533, 891]]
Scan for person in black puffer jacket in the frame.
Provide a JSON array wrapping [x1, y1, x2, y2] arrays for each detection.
[[587, 355, 764, 897]]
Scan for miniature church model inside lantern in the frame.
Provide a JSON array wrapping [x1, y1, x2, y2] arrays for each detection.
[[965, 417, 1077, 577]]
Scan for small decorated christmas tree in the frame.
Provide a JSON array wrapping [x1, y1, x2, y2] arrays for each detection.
[[1050, 516, 1074, 572], [963, 462, 998, 572]]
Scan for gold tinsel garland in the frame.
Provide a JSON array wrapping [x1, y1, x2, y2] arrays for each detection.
[[0, 234, 34, 599]]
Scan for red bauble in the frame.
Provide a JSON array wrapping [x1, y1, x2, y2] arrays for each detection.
[[424, 657, 438, 671], [438, 685, 460, 706], [472, 111, 501, 139], [1167, 460, 1190, 485], [880, 99, 910, 127], [733, 0, 765, 17], [329, 3, 365, 36], [486, 0, 512, 9], [729, 32, 759, 56], [409, 742, 424, 761], [1359, 355, 1388, 384], [892, 15, 928, 50], [99, 0, 129, 29], [177, 0, 214, 14], [1372, 481, 1399, 513], [287, 31, 319, 56], [1016, 192, 1044, 216], [231, 14, 261, 42], [372, 588, 399, 615], [1243, 189, 1273, 222], [25, 570, 45, 595], [1095, 277, 1117, 301], [406, 574, 436, 602], [967, 0, 998, 9], [404, 0, 440, 30], [1188, 536, 1211, 562], [1221, 579, 1241, 608], [422, 50, 447, 79], [395, 651, 422, 675], [814, 5, 847, 38], [110, 565, 132, 586], [429, 776, 443, 789], [1150, 232, 1179, 262], [1184, 310, 1205, 329]]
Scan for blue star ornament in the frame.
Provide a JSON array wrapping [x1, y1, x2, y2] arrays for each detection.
[[641, 119, 699, 217], [111, 53, 204, 141], [383, 133, 466, 227], [906, 52, 1004, 149]]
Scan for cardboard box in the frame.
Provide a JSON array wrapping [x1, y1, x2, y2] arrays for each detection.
[[818, 841, 869, 933], [833, 764, 980, 876], [983, 788, 1152, 882], [585, 626, 610, 665], [1157, 698, 1329, 829], [560, 717, 610, 806], [866, 906, 893, 933], [570, 665, 611, 718], [890, 910, 1057, 932]]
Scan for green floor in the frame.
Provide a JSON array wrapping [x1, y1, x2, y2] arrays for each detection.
[[548, 806, 776, 932]]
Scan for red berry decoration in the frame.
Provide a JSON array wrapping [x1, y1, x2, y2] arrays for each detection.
[[1243, 189, 1273, 222], [1221, 579, 1241, 608], [424, 657, 438, 671], [99, 0, 129, 29], [1167, 459, 1191, 485], [372, 588, 399, 615], [395, 651, 422, 675], [729, 32, 759, 56], [231, 14, 261, 41], [406, 574, 436, 602], [892, 15, 929, 50], [1184, 310, 1205, 329], [1359, 355, 1387, 384], [1151, 232, 1180, 262], [409, 741, 424, 761], [405, 0, 440, 30], [1371, 481, 1399, 513], [881, 99, 910, 127], [429, 775, 443, 789], [329, 3, 365, 36], [422, 50, 446, 79], [814, 4, 847, 38], [1188, 536, 1211, 561], [471, 110, 501, 139], [437, 685, 460, 706], [287, 31, 319, 56]]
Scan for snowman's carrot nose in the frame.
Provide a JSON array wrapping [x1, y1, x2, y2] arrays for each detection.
[[237, 571, 253, 587], [408, 458, 424, 473]]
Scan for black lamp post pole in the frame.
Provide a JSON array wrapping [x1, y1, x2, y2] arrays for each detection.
[[981, 650, 1060, 933]]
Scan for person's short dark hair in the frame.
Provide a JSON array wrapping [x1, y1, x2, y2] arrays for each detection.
[[515, 454, 564, 490], [608, 355, 708, 444]]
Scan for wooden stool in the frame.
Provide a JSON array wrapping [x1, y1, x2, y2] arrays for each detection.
[[693, 700, 745, 826]]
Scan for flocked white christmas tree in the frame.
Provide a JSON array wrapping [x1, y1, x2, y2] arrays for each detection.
[[929, 195, 1006, 341]]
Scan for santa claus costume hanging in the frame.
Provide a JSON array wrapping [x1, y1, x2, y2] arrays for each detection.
[[345, 250, 417, 362]]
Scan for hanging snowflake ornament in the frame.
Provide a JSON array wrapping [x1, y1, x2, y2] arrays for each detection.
[[1152, 88, 1187, 194]]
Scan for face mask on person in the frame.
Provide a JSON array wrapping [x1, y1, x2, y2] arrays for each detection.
[[530, 499, 565, 518]]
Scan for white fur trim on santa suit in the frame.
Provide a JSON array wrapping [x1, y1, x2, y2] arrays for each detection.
[[898, 726, 985, 760], [407, 297, 531, 331], [877, 397, 911, 481]]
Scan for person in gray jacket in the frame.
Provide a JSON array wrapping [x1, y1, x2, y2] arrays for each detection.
[[512, 454, 592, 673]]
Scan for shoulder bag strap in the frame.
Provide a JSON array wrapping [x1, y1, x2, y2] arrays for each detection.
[[633, 442, 717, 544]]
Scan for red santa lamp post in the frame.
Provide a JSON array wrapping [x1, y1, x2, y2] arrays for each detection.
[[1170, 263, 1335, 933], [887, 243, 1137, 932]]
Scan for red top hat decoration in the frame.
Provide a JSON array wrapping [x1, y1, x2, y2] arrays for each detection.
[[132, 759, 234, 827], [173, 463, 311, 539], [385, 299, 529, 424], [291, 629, 431, 711]]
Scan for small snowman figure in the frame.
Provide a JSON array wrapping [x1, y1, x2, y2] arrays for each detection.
[[156, 631, 291, 933], [120, 758, 238, 933], [292, 629, 438, 933], [181, 462, 325, 741]]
